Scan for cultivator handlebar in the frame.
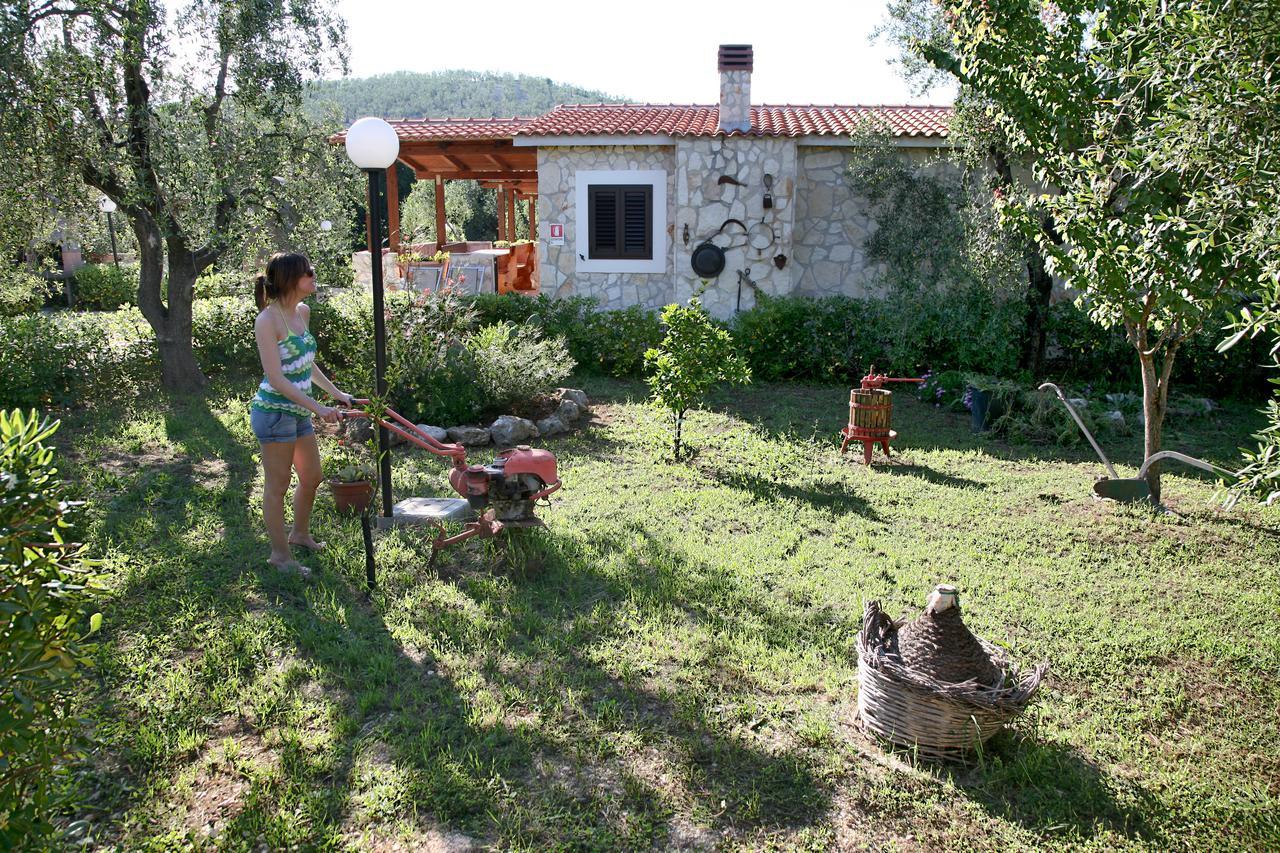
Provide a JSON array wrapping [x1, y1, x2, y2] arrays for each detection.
[[339, 398, 467, 466]]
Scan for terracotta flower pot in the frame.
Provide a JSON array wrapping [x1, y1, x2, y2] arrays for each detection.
[[329, 478, 374, 517]]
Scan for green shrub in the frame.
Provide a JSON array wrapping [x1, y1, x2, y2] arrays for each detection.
[[733, 289, 1023, 384], [73, 263, 136, 310], [194, 269, 247, 299], [0, 410, 103, 846], [0, 309, 154, 408], [467, 321, 575, 415], [469, 293, 660, 377], [0, 267, 50, 316], [386, 288, 484, 426], [192, 297, 259, 375], [646, 299, 752, 458]]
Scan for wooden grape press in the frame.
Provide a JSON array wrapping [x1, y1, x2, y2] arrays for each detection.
[[839, 367, 924, 465]]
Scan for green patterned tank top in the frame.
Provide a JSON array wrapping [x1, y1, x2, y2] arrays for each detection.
[[251, 320, 317, 418]]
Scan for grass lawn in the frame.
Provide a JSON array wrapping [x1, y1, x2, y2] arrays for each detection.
[[54, 375, 1279, 850]]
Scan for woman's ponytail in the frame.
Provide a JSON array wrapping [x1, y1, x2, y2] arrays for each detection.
[[255, 253, 310, 309]]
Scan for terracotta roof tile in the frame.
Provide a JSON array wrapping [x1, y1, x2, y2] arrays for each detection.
[[329, 106, 952, 146], [331, 117, 536, 143], [519, 104, 952, 139]]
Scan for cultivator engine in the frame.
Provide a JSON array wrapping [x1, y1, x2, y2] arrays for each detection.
[[342, 401, 561, 561]]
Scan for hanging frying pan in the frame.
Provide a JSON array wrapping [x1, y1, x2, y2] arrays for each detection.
[[690, 241, 726, 277]]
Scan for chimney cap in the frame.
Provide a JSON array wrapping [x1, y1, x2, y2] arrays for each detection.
[[718, 44, 753, 72]]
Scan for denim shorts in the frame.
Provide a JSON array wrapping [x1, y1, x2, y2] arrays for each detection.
[[250, 408, 315, 444]]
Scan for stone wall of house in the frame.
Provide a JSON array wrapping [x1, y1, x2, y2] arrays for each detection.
[[792, 146, 954, 298], [672, 136, 797, 317], [537, 140, 966, 316], [537, 145, 677, 311]]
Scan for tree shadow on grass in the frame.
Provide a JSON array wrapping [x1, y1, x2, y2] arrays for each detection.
[[68, 387, 832, 847], [950, 731, 1167, 845], [701, 465, 885, 523], [873, 460, 988, 491], [413, 521, 839, 841]]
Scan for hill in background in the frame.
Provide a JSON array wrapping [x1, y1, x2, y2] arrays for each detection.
[[307, 69, 626, 123]]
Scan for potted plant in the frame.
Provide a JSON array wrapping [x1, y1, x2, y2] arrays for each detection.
[[327, 451, 376, 517]]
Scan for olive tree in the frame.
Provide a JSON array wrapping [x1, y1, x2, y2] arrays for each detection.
[[0, 0, 353, 391], [893, 0, 1279, 502]]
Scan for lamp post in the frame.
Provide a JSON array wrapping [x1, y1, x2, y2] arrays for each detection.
[[98, 196, 120, 270], [344, 117, 400, 522]]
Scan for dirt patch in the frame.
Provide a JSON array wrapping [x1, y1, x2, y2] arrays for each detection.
[[343, 826, 479, 852], [178, 717, 278, 840]]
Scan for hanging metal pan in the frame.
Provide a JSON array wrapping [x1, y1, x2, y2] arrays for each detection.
[[690, 241, 726, 277]]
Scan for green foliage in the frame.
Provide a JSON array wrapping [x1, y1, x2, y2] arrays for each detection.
[[0, 0, 355, 391], [73, 263, 136, 310], [385, 288, 484, 427], [469, 294, 661, 377], [645, 299, 751, 458], [192, 297, 260, 376], [305, 70, 623, 124], [193, 269, 247, 300], [1226, 391, 1280, 506], [0, 410, 102, 846], [0, 310, 154, 408], [0, 267, 50, 316], [733, 290, 1024, 383], [845, 129, 1022, 297], [466, 322, 575, 415]]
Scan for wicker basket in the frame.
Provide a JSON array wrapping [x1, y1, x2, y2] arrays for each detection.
[[856, 599, 1047, 759]]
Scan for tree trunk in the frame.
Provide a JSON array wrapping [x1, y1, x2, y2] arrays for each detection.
[[1021, 239, 1054, 380], [133, 218, 208, 393], [1138, 345, 1177, 505], [673, 410, 684, 460], [991, 149, 1055, 381]]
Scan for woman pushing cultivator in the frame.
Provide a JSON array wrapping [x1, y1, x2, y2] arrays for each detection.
[[249, 252, 354, 577]]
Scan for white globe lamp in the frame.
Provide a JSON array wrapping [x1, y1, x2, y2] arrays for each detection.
[[344, 117, 399, 170]]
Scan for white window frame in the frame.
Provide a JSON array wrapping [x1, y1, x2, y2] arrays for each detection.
[[574, 169, 667, 274]]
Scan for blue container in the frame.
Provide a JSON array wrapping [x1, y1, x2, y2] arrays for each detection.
[[969, 387, 993, 433]]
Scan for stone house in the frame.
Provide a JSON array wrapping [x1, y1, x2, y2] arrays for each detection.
[[525, 46, 950, 318], [359, 45, 952, 319]]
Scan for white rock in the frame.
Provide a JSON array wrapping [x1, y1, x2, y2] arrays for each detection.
[[557, 388, 589, 411], [536, 415, 568, 437], [1067, 398, 1089, 410], [555, 399, 581, 422], [1103, 410, 1126, 427], [489, 415, 539, 447], [446, 426, 491, 446], [416, 424, 449, 443]]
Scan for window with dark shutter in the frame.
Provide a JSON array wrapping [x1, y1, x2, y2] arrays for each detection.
[[587, 184, 652, 260]]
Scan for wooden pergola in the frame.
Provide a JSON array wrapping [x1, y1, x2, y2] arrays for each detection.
[[335, 118, 537, 253]]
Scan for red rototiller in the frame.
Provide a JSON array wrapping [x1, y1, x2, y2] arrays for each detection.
[[341, 400, 561, 564]]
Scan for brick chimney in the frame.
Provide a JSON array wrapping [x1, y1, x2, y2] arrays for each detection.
[[718, 44, 752, 134]]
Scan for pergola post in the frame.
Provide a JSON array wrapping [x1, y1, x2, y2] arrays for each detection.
[[434, 174, 446, 251], [496, 186, 507, 242], [527, 196, 536, 241], [506, 188, 518, 240], [386, 163, 401, 254]]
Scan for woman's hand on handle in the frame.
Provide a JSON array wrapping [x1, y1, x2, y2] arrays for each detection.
[[315, 405, 340, 423]]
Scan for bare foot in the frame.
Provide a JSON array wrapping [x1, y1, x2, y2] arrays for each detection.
[[287, 533, 326, 552], [267, 557, 313, 578]]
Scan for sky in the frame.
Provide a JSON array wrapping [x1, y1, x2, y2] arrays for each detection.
[[330, 0, 955, 107]]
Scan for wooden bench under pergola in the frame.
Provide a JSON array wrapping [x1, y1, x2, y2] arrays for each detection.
[[333, 117, 537, 253]]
